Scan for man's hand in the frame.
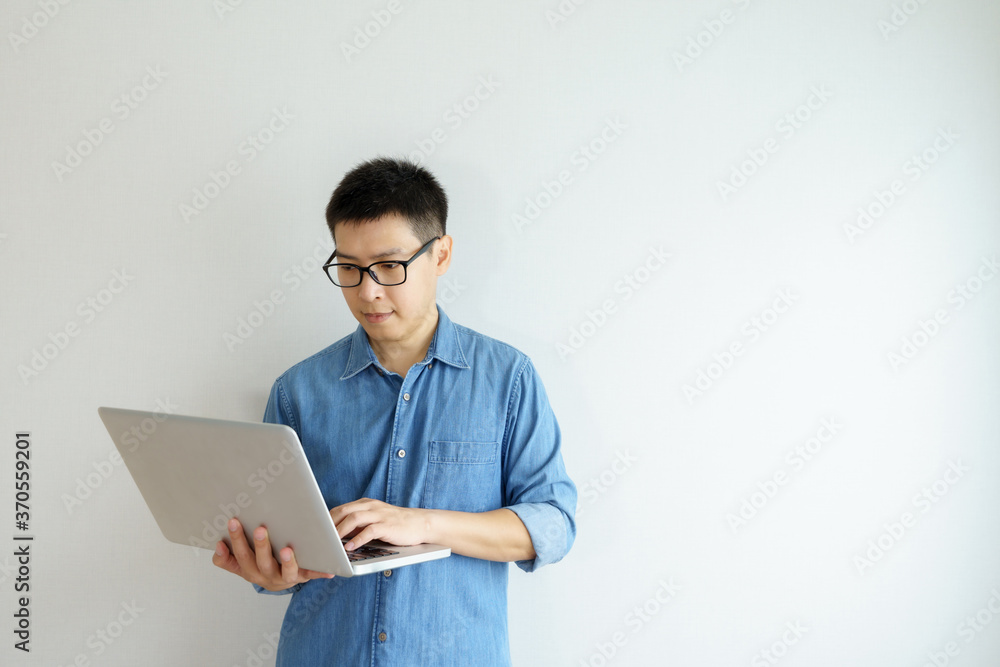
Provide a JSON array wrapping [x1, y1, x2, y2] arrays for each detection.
[[332, 499, 536, 562], [212, 517, 335, 592], [330, 498, 430, 550]]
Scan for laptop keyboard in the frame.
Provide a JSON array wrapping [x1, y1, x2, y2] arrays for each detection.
[[344, 541, 399, 562]]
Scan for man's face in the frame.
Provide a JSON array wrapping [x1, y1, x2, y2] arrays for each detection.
[[332, 213, 450, 346]]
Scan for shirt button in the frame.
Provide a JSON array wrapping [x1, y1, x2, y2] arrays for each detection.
[[397, 449, 406, 458], [383, 569, 392, 577], [403, 392, 410, 401], [378, 632, 387, 642]]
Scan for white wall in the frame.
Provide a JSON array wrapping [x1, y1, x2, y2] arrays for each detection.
[[2, 1, 999, 665]]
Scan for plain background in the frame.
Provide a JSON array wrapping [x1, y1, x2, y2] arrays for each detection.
[[2, 1, 999, 665]]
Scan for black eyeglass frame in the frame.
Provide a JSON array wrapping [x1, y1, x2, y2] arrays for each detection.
[[322, 236, 441, 287]]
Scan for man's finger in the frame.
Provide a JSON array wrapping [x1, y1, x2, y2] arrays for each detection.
[[329, 500, 361, 524], [278, 547, 335, 583], [329, 497, 377, 524], [328, 505, 346, 524], [253, 526, 279, 577], [333, 511, 367, 539], [212, 540, 240, 575], [300, 567, 336, 580], [344, 524, 378, 551], [278, 547, 303, 584], [228, 518, 259, 575]]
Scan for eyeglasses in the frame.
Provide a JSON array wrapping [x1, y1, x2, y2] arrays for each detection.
[[322, 236, 441, 287]]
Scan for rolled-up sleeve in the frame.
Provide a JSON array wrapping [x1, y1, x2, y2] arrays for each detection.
[[252, 379, 303, 596], [502, 357, 577, 573]]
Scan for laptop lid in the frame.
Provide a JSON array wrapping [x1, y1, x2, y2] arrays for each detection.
[[97, 407, 449, 577]]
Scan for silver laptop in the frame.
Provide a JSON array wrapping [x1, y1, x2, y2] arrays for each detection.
[[97, 407, 450, 577]]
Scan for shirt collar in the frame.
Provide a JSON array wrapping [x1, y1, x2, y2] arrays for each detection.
[[341, 304, 471, 380]]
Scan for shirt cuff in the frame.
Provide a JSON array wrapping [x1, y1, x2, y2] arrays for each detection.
[[252, 582, 302, 595], [508, 502, 574, 573]]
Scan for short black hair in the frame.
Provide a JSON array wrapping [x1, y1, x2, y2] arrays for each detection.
[[325, 157, 447, 245]]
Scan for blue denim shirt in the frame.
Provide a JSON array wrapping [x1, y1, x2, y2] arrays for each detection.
[[252, 305, 577, 666]]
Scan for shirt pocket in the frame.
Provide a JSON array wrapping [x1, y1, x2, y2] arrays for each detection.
[[421, 440, 501, 513]]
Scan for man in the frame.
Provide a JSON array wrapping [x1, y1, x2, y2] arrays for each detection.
[[212, 157, 576, 665]]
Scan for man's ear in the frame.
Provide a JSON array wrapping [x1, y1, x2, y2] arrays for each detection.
[[434, 235, 453, 275]]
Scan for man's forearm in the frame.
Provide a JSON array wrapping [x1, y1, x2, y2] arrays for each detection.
[[424, 507, 536, 562]]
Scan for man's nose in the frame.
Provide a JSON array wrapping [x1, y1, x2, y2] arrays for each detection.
[[356, 270, 384, 300]]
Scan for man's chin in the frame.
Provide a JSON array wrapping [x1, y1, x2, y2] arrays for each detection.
[[358, 313, 398, 341]]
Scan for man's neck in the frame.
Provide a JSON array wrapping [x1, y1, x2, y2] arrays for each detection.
[[369, 307, 439, 378]]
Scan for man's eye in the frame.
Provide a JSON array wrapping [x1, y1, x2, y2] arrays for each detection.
[[379, 263, 400, 270]]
